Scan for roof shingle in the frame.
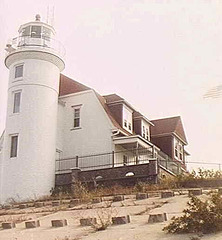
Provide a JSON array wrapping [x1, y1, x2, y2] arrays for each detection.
[[151, 116, 187, 144]]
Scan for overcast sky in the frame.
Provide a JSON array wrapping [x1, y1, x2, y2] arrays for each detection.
[[0, 0, 222, 170]]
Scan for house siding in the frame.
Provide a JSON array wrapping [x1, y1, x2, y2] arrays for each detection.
[[151, 135, 173, 159], [133, 119, 142, 136], [57, 91, 115, 166]]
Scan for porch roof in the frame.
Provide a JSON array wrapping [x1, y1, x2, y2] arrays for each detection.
[[113, 135, 160, 150]]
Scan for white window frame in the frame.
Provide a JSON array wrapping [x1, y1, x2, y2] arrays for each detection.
[[174, 138, 183, 161], [71, 105, 82, 130], [12, 90, 22, 114], [10, 134, 19, 158], [14, 64, 24, 79], [122, 104, 133, 133]]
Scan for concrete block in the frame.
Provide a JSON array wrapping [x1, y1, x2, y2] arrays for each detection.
[[2, 222, 16, 229], [25, 220, 40, 228], [19, 204, 28, 209], [51, 219, 68, 227], [69, 199, 80, 207], [52, 201, 60, 207], [112, 215, 130, 225], [3, 205, 12, 210], [113, 195, 124, 202], [92, 197, 102, 204], [161, 191, 174, 198], [136, 193, 148, 200], [34, 202, 44, 208], [188, 189, 202, 197], [148, 213, 167, 223], [80, 218, 97, 226]]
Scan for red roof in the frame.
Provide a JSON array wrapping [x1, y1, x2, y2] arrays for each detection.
[[59, 74, 130, 135], [59, 74, 91, 96], [103, 94, 124, 104], [151, 116, 187, 144]]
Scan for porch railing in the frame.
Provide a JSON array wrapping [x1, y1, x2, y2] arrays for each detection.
[[55, 147, 183, 176]]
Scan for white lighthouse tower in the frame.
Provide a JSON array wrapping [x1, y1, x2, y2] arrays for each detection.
[[0, 15, 65, 203]]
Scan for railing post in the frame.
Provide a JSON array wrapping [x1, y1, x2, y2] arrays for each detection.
[[112, 151, 115, 168], [76, 156, 79, 168]]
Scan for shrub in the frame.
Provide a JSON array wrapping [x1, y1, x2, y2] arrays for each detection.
[[163, 193, 222, 234]]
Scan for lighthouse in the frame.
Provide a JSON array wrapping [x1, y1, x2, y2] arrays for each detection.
[[0, 15, 65, 203]]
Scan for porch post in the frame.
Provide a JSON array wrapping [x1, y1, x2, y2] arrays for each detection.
[[136, 142, 139, 164], [112, 151, 115, 168], [76, 155, 79, 168]]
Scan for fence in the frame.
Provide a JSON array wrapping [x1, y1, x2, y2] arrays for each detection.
[[186, 161, 222, 171], [55, 147, 181, 175]]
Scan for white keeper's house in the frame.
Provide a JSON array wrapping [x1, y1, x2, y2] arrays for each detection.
[[0, 15, 189, 203]]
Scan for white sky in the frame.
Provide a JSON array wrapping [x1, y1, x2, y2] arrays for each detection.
[[0, 0, 222, 170]]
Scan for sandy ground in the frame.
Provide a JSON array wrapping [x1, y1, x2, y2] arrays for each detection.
[[0, 192, 221, 240]]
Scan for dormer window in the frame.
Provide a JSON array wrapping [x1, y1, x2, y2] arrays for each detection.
[[175, 138, 183, 161], [142, 126, 145, 138], [122, 105, 133, 133], [128, 123, 132, 131], [124, 120, 127, 128], [141, 121, 150, 141]]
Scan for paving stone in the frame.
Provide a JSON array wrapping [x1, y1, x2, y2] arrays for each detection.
[[51, 219, 68, 227], [112, 215, 130, 225], [25, 220, 40, 228], [136, 193, 149, 200], [161, 191, 174, 198], [113, 195, 124, 202], [148, 213, 167, 223], [80, 218, 97, 226], [2, 222, 16, 229], [92, 197, 102, 204], [188, 189, 202, 196]]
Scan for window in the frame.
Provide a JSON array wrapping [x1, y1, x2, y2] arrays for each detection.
[[74, 108, 80, 128], [175, 139, 183, 161], [42, 27, 51, 40], [31, 26, 41, 38], [124, 120, 127, 128], [142, 126, 145, 138], [13, 91, 21, 113], [146, 128, 149, 140], [15, 65, 23, 78], [10, 135, 18, 158], [21, 26, 31, 36]]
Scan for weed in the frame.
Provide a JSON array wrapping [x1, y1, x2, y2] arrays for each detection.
[[163, 193, 222, 234], [91, 207, 117, 231]]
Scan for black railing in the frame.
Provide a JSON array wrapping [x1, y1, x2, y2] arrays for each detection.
[[55, 147, 182, 175]]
